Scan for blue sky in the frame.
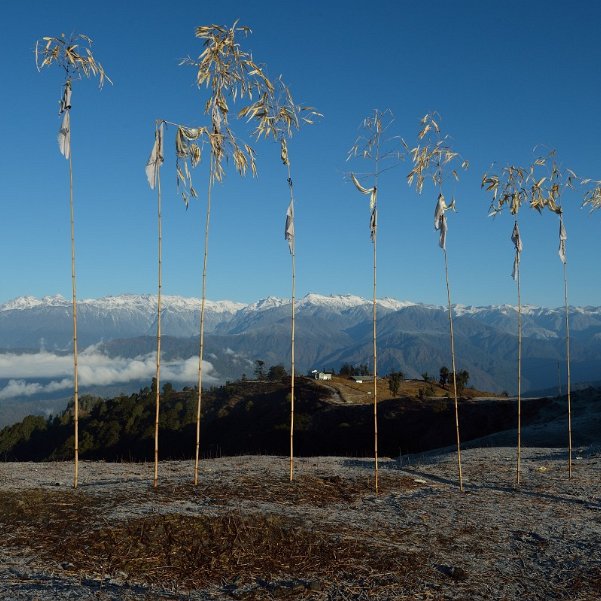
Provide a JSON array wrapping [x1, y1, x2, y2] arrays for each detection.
[[2, 0, 601, 308]]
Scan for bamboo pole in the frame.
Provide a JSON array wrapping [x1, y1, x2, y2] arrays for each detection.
[[68, 148, 80, 490], [372, 132, 380, 494], [443, 248, 463, 492], [35, 36, 109, 491], [194, 167, 213, 486], [372, 213, 379, 493], [348, 110, 386, 493], [561, 213, 572, 479], [290, 245, 296, 482], [153, 166, 162, 489], [516, 230, 522, 486], [286, 164, 296, 482]]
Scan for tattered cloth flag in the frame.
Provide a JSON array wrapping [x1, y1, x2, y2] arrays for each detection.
[[434, 194, 455, 250], [280, 138, 289, 166], [558, 217, 567, 264], [59, 81, 72, 114], [57, 81, 72, 159], [351, 173, 377, 241], [511, 221, 523, 280], [145, 122, 164, 190], [285, 200, 295, 254]]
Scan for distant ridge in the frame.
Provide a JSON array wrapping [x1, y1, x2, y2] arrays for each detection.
[[0, 293, 600, 395]]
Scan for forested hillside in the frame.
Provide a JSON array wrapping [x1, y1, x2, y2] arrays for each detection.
[[0, 377, 563, 461]]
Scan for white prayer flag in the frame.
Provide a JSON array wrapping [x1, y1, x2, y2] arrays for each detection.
[[558, 218, 567, 264], [57, 81, 72, 159], [57, 110, 70, 159], [434, 193, 453, 250], [350, 173, 377, 240], [438, 213, 447, 249], [511, 221, 522, 280], [370, 206, 377, 242], [280, 139, 289, 166], [146, 122, 164, 190], [285, 200, 295, 254], [59, 81, 71, 115]]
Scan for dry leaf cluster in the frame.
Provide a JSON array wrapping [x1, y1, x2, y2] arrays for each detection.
[[407, 113, 468, 196], [483, 150, 590, 217], [242, 77, 321, 165], [35, 33, 111, 87]]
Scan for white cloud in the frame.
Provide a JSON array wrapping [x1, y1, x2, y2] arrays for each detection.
[[0, 350, 218, 400], [0, 378, 73, 401]]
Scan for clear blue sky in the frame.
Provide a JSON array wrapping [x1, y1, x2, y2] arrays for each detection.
[[2, 0, 601, 308]]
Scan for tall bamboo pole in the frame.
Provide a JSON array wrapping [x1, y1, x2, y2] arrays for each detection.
[[515, 229, 523, 486], [183, 24, 274, 485], [289, 245, 296, 482], [35, 34, 109, 490], [560, 212, 573, 479], [286, 165, 296, 482], [252, 85, 319, 482], [372, 153, 380, 494], [153, 164, 162, 489], [68, 148, 80, 490], [443, 248, 463, 492], [194, 165, 214, 486], [348, 110, 392, 493], [372, 214, 379, 493]]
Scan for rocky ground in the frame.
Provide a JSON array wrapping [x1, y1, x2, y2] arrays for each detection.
[[1, 446, 600, 600]]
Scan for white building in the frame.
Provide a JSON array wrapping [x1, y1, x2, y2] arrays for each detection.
[[311, 370, 332, 381]]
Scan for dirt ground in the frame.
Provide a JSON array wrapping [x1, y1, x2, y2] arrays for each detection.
[[1, 446, 600, 600]]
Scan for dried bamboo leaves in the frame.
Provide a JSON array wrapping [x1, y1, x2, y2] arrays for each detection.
[[243, 77, 322, 143], [407, 113, 468, 195], [35, 33, 111, 88], [181, 21, 273, 135]]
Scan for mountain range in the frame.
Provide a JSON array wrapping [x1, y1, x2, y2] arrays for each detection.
[[1, 293, 600, 399]]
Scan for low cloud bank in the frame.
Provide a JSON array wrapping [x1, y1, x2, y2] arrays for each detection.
[[0, 349, 218, 401]]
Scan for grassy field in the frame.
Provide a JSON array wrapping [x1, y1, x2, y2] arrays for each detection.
[[319, 375, 497, 405]]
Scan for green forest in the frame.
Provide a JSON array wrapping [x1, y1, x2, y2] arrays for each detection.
[[0, 375, 556, 463]]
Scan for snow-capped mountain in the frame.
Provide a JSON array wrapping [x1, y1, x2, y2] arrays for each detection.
[[0, 294, 245, 349], [1, 292, 601, 395]]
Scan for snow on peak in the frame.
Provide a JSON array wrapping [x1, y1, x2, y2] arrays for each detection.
[[300, 293, 366, 309], [453, 303, 544, 317], [0, 294, 246, 315], [1, 295, 67, 311], [3, 293, 600, 319], [243, 296, 288, 312], [379, 297, 417, 310], [299, 293, 416, 311]]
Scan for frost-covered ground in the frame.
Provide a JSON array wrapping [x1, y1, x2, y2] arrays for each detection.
[[1, 447, 600, 600]]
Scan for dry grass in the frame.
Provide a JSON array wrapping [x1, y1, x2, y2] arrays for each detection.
[[151, 472, 422, 507], [2, 451, 600, 600], [323, 375, 486, 404], [0, 485, 424, 598]]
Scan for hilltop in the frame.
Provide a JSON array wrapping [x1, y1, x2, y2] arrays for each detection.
[[3, 375, 599, 463]]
